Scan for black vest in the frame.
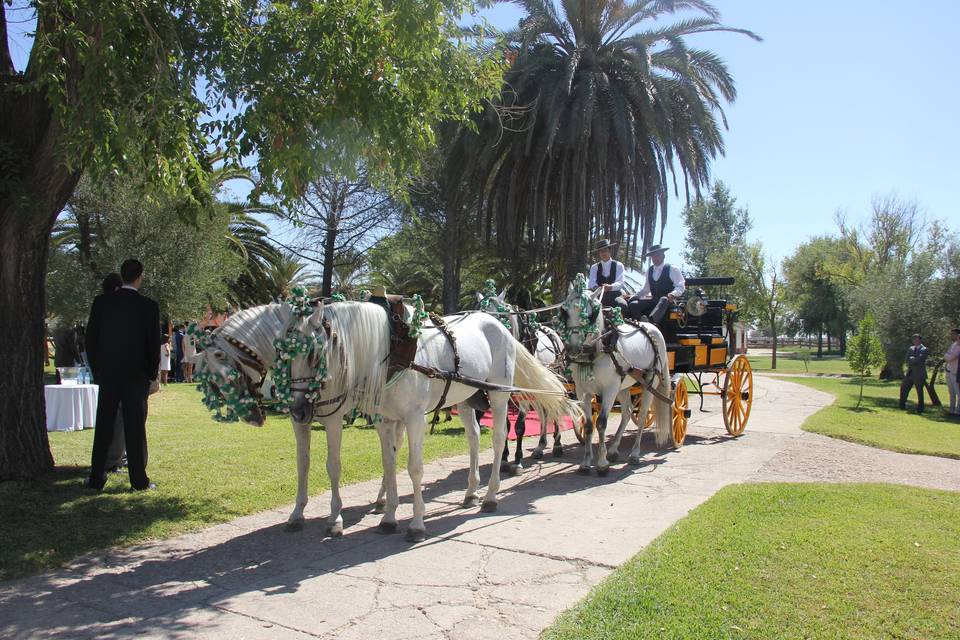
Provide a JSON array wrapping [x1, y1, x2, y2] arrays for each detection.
[[648, 264, 674, 298], [594, 260, 620, 286]]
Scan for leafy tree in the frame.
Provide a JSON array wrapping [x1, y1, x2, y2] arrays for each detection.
[[782, 236, 851, 356], [0, 0, 501, 479], [223, 210, 284, 308], [711, 242, 784, 368], [453, 0, 759, 295], [681, 181, 752, 276], [267, 253, 310, 299], [47, 175, 238, 325], [847, 314, 885, 408]]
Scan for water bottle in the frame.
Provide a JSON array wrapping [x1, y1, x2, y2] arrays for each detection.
[[79, 367, 86, 384]]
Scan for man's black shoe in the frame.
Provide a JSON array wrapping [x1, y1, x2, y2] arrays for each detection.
[[133, 482, 158, 492], [80, 480, 103, 493]]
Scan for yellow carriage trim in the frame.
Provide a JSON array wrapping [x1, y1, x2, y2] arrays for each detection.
[[725, 303, 737, 311], [677, 338, 699, 345], [694, 344, 708, 366], [668, 351, 675, 369], [711, 337, 724, 344], [710, 347, 727, 366]]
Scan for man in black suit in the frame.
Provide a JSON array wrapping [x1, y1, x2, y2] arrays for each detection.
[[899, 333, 929, 414], [84, 259, 161, 491]]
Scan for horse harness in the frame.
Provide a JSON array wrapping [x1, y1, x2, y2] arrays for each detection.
[[566, 310, 674, 405]]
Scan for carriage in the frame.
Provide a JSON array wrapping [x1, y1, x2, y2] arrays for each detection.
[[570, 276, 754, 447]]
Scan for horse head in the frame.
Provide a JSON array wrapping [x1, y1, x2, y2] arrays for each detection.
[[559, 274, 604, 353]]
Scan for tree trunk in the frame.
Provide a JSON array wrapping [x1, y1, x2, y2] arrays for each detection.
[[320, 221, 337, 297], [0, 213, 62, 479], [770, 324, 778, 370], [440, 206, 462, 314], [1, 81, 82, 479], [839, 331, 847, 357], [817, 330, 823, 358]]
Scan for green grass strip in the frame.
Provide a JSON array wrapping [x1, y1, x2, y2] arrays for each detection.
[[545, 483, 960, 640], [792, 377, 960, 459]]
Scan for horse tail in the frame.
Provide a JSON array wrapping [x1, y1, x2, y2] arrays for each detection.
[[512, 342, 583, 425], [646, 324, 673, 449]]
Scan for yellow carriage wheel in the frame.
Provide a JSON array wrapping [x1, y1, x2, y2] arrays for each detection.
[[722, 355, 753, 436], [671, 380, 689, 448], [628, 387, 656, 428]]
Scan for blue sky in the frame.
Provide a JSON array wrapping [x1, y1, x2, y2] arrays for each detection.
[[482, 1, 960, 265], [7, 1, 958, 268]]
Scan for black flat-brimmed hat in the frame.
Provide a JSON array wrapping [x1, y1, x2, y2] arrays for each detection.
[[594, 239, 618, 251], [643, 244, 669, 258]]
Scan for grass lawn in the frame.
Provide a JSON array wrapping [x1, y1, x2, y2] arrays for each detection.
[[747, 351, 851, 375], [791, 376, 960, 459], [545, 483, 960, 640], [0, 384, 490, 581]]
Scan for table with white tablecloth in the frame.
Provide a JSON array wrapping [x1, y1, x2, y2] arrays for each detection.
[[44, 384, 99, 432]]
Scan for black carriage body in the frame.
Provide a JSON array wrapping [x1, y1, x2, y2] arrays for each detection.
[[659, 277, 737, 375]]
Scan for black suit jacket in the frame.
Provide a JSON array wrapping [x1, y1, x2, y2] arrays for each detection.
[[86, 288, 161, 384]]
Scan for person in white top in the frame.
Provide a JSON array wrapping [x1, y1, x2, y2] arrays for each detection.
[[586, 239, 627, 312], [181, 330, 197, 383], [627, 244, 686, 325], [944, 327, 960, 415]]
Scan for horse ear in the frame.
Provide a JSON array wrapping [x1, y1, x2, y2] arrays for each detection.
[[308, 302, 325, 330], [567, 282, 574, 296], [591, 287, 604, 300], [475, 292, 484, 304], [498, 288, 507, 303]]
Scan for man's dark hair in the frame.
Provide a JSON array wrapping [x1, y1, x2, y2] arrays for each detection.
[[101, 272, 123, 294], [912, 333, 921, 340], [120, 259, 144, 284], [952, 328, 960, 335]]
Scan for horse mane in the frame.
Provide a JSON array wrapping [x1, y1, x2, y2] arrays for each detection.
[[322, 302, 390, 414], [215, 303, 292, 366]]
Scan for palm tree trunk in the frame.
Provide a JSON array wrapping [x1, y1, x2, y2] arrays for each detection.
[[321, 222, 337, 297]]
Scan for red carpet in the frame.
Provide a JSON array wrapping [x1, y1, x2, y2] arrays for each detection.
[[450, 408, 575, 440]]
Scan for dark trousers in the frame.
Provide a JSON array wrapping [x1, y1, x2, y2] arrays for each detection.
[[90, 378, 150, 489], [628, 296, 671, 324], [899, 372, 925, 412], [104, 406, 127, 470], [600, 291, 627, 312]]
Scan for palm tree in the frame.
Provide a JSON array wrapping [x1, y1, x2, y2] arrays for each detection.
[[268, 252, 310, 299], [454, 0, 759, 291]]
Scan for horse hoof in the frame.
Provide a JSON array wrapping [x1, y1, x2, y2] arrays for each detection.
[[373, 500, 386, 514], [552, 447, 564, 458], [576, 466, 591, 476], [284, 519, 304, 532], [499, 462, 512, 474], [326, 523, 343, 537], [480, 500, 498, 513], [462, 495, 481, 509], [378, 521, 399, 534], [597, 466, 610, 477], [606, 451, 619, 463], [509, 463, 524, 476], [532, 449, 544, 460], [405, 528, 426, 543], [628, 455, 641, 466]]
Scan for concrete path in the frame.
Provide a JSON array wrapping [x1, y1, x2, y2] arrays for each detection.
[[0, 376, 837, 639]]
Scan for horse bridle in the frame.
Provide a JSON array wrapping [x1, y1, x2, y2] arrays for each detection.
[[284, 318, 350, 419]]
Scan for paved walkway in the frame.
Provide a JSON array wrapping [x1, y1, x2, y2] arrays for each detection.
[[1, 375, 951, 640]]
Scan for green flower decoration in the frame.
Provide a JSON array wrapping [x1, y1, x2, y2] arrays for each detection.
[[409, 294, 430, 338]]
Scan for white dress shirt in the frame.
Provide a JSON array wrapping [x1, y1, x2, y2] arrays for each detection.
[[637, 263, 685, 299], [588, 259, 624, 292]]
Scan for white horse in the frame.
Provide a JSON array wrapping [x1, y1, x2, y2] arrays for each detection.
[[282, 301, 579, 541], [188, 303, 371, 537], [476, 286, 569, 466], [560, 275, 673, 474]]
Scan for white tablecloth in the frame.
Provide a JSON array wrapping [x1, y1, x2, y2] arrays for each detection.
[[45, 384, 99, 432]]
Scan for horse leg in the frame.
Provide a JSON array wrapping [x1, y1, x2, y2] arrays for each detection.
[[285, 420, 311, 532], [628, 384, 656, 465], [533, 406, 548, 459], [606, 388, 633, 463], [404, 416, 428, 542], [578, 393, 595, 474], [324, 417, 345, 537], [460, 402, 482, 508], [376, 419, 401, 533], [553, 418, 564, 457], [595, 389, 618, 476], [500, 413, 512, 474], [511, 407, 526, 473], [374, 420, 404, 514], [482, 391, 510, 512]]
